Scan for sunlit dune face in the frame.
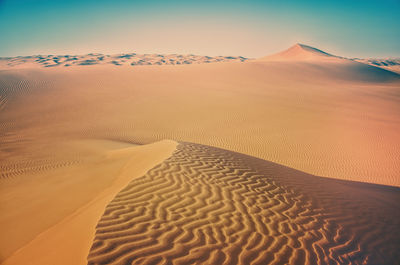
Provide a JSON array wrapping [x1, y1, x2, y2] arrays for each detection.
[[1, 57, 399, 186], [0, 36, 400, 265], [0, 0, 399, 264]]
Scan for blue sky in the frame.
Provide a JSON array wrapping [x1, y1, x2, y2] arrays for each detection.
[[0, 0, 399, 57]]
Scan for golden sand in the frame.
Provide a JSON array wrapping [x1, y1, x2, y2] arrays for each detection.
[[1, 45, 399, 264]]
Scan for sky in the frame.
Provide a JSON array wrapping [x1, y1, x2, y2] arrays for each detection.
[[0, 0, 399, 58]]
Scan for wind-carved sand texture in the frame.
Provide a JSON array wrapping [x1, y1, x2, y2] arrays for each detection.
[[88, 142, 400, 265], [2, 44, 399, 186], [0, 44, 400, 264]]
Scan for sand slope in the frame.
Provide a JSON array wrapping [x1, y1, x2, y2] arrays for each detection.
[[0, 140, 176, 264], [1, 45, 400, 264], [260, 44, 400, 74], [87, 142, 400, 265], [354, 58, 400, 74], [1, 52, 399, 186], [258, 43, 341, 61]]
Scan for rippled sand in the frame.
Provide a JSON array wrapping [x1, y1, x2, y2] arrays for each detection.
[[1, 45, 399, 264]]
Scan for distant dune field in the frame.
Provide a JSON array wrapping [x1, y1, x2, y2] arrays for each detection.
[[0, 54, 248, 69], [1, 45, 399, 186], [0, 45, 399, 264]]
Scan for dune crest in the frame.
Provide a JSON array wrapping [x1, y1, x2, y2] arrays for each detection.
[[354, 58, 400, 74], [0, 140, 177, 265], [1, 44, 400, 264], [87, 142, 400, 265], [258, 43, 341, 62]]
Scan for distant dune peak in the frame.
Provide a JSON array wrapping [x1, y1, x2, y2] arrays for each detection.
[[260, 43, 340, 61], [292, 43, 334, 56]]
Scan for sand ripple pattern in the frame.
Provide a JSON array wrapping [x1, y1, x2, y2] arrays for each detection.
[[0, 159, 79, 180], [0, 75, 31, 110], [88, 142, 400, 265]]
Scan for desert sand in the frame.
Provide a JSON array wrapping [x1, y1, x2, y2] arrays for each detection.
[[0, 54, 247, 69], [354, 58, 400, 74], [0, 44, 399, 264]]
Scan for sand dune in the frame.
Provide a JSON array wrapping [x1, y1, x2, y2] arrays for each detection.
[[2, 46, 399, 75], [1, 44, 400, 264], [260, 44, 400, 75], [258, 43, 342, 62], [87, 142, 400, 265], [1, 140, 176, 264], [1, 47, 399, 186], [354, 58, 400, 74]]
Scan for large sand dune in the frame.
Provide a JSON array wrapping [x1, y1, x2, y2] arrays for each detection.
[[1, 46, 399, 186], [86, 142, 399, 265], [3, 142, 399, 265], [0, 44, 399, 264], [258, 43, 341, 61]]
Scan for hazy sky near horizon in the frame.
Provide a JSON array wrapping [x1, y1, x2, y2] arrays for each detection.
[[0, 0, 399, 58]]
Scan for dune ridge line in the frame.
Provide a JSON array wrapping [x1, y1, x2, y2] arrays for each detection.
[[0, 140, 177, 265], [87, 142, 400, 265]]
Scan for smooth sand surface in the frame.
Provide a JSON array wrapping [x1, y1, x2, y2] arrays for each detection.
[[1, 45, 399, 264], [0, 140, 176, 264]]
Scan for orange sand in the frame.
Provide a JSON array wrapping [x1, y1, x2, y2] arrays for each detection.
[[0, 44, 399, 264]]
